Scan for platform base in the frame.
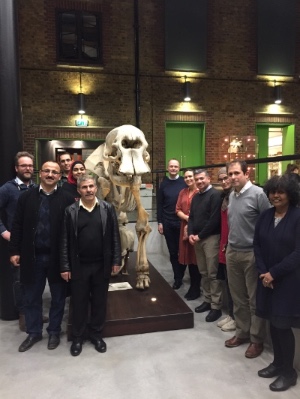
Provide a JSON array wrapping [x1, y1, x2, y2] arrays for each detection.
[[67, 253, 194, 339]]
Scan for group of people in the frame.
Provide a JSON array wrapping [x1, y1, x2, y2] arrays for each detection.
[[0, 151, 121, 357], [158, 158, 300, 392], [1, 151, 299, 389]]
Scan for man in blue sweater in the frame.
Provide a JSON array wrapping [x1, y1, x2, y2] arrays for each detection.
[[157, 159, 187, 289], [188, 169, 223, 322], [0, 151, 35, 330]]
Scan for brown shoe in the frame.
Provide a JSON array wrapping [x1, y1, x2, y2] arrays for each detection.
[[43, 315, 49, 324], [19, 314, 26, 332], [225, 335, 249, 348], [245, 342, 264, 358]]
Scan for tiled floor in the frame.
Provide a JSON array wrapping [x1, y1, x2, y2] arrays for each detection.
[[0, 250, 299, 398]]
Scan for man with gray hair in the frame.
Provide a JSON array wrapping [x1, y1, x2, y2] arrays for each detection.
[[60, 174, 121, 356], [188, 169, 223, 322]]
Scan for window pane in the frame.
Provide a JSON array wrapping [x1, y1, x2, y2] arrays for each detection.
[[57, 10, 101, 63], [165, 0, 207, 72], [257, 0, 296, 75], [60, 12, 78, 59], [81, 13, 99, 59]]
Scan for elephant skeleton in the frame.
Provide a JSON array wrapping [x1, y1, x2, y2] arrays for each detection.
[[85, 125, 152, 289]]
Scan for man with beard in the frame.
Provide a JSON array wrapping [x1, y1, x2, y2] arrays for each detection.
[[9, 161, 74, 352], [0, 152, 36, 330]]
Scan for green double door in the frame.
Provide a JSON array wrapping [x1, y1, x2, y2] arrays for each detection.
[[165, 122, 205, 170]]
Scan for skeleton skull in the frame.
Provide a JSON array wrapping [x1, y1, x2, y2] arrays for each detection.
[[103, 125, 150, 177]]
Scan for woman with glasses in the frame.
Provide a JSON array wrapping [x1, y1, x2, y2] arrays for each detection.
[[176, 169, 201, 300], [254, 175, 300, 391], [62, 160, 86, 201]]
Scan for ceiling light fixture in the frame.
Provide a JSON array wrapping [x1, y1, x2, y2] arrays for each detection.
[[78, 73, 86, 114], [274, 80, 282, 104], [183, 76, 191, 102]]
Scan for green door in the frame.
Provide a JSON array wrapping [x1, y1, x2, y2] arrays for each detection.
[[256, 125, 269, 186], [165, 122, 205, 170], [256, 123, 295, 185], [282, 125, 295, 173]]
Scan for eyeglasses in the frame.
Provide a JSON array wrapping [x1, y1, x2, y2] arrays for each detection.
[[40, 169, 61, 175], [218, 176, 229, 182], [18, 164, 34, 168]]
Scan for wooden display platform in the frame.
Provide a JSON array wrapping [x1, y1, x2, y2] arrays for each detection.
[[67, 253, 194, 339]]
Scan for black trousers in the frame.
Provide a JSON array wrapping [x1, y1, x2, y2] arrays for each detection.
[[270, 323, 296, 377], [163, 221, 186, 282], [71, 263, 109, 339]]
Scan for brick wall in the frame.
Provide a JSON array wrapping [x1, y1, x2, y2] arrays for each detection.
[[17, 0, 300, 180]]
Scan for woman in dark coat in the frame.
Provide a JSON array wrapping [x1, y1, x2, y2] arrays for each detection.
[[253, 174, 300, 392], [62, 160, 86, 201]]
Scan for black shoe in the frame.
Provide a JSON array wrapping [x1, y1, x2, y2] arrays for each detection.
[[195, 302, 211, 313], [91, 337, 107, 353], [184, 288, 192, 299], [48, 334, 60, 350], [258, 363, 283, 378], [172, 280, 182, 290], [205, 309, 222, 322], [70, 338, 83, 356], [269, 373, 297, 392], [18, 335, 42, 352], [186, 292, 201, 301]]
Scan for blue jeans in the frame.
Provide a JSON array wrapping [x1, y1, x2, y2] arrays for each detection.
[[23, 259, 66, 337]]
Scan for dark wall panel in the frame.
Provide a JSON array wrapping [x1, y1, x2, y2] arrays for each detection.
[[165, 0, 207, 72], [257, 0, 296, 76]]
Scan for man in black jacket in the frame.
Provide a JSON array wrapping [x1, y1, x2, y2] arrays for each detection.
[[60, 174, 121, 356], [0, 151, 35, 330], [10, 161, 74, 352]]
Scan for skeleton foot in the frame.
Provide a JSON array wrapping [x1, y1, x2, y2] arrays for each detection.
[[136, 273, 150, 290]]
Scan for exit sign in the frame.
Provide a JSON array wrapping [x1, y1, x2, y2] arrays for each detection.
[[75, 119, 89, 127]]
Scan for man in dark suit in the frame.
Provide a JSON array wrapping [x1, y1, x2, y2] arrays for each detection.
[[60, 174, 121, 356], [9, 161, 74, 352]]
